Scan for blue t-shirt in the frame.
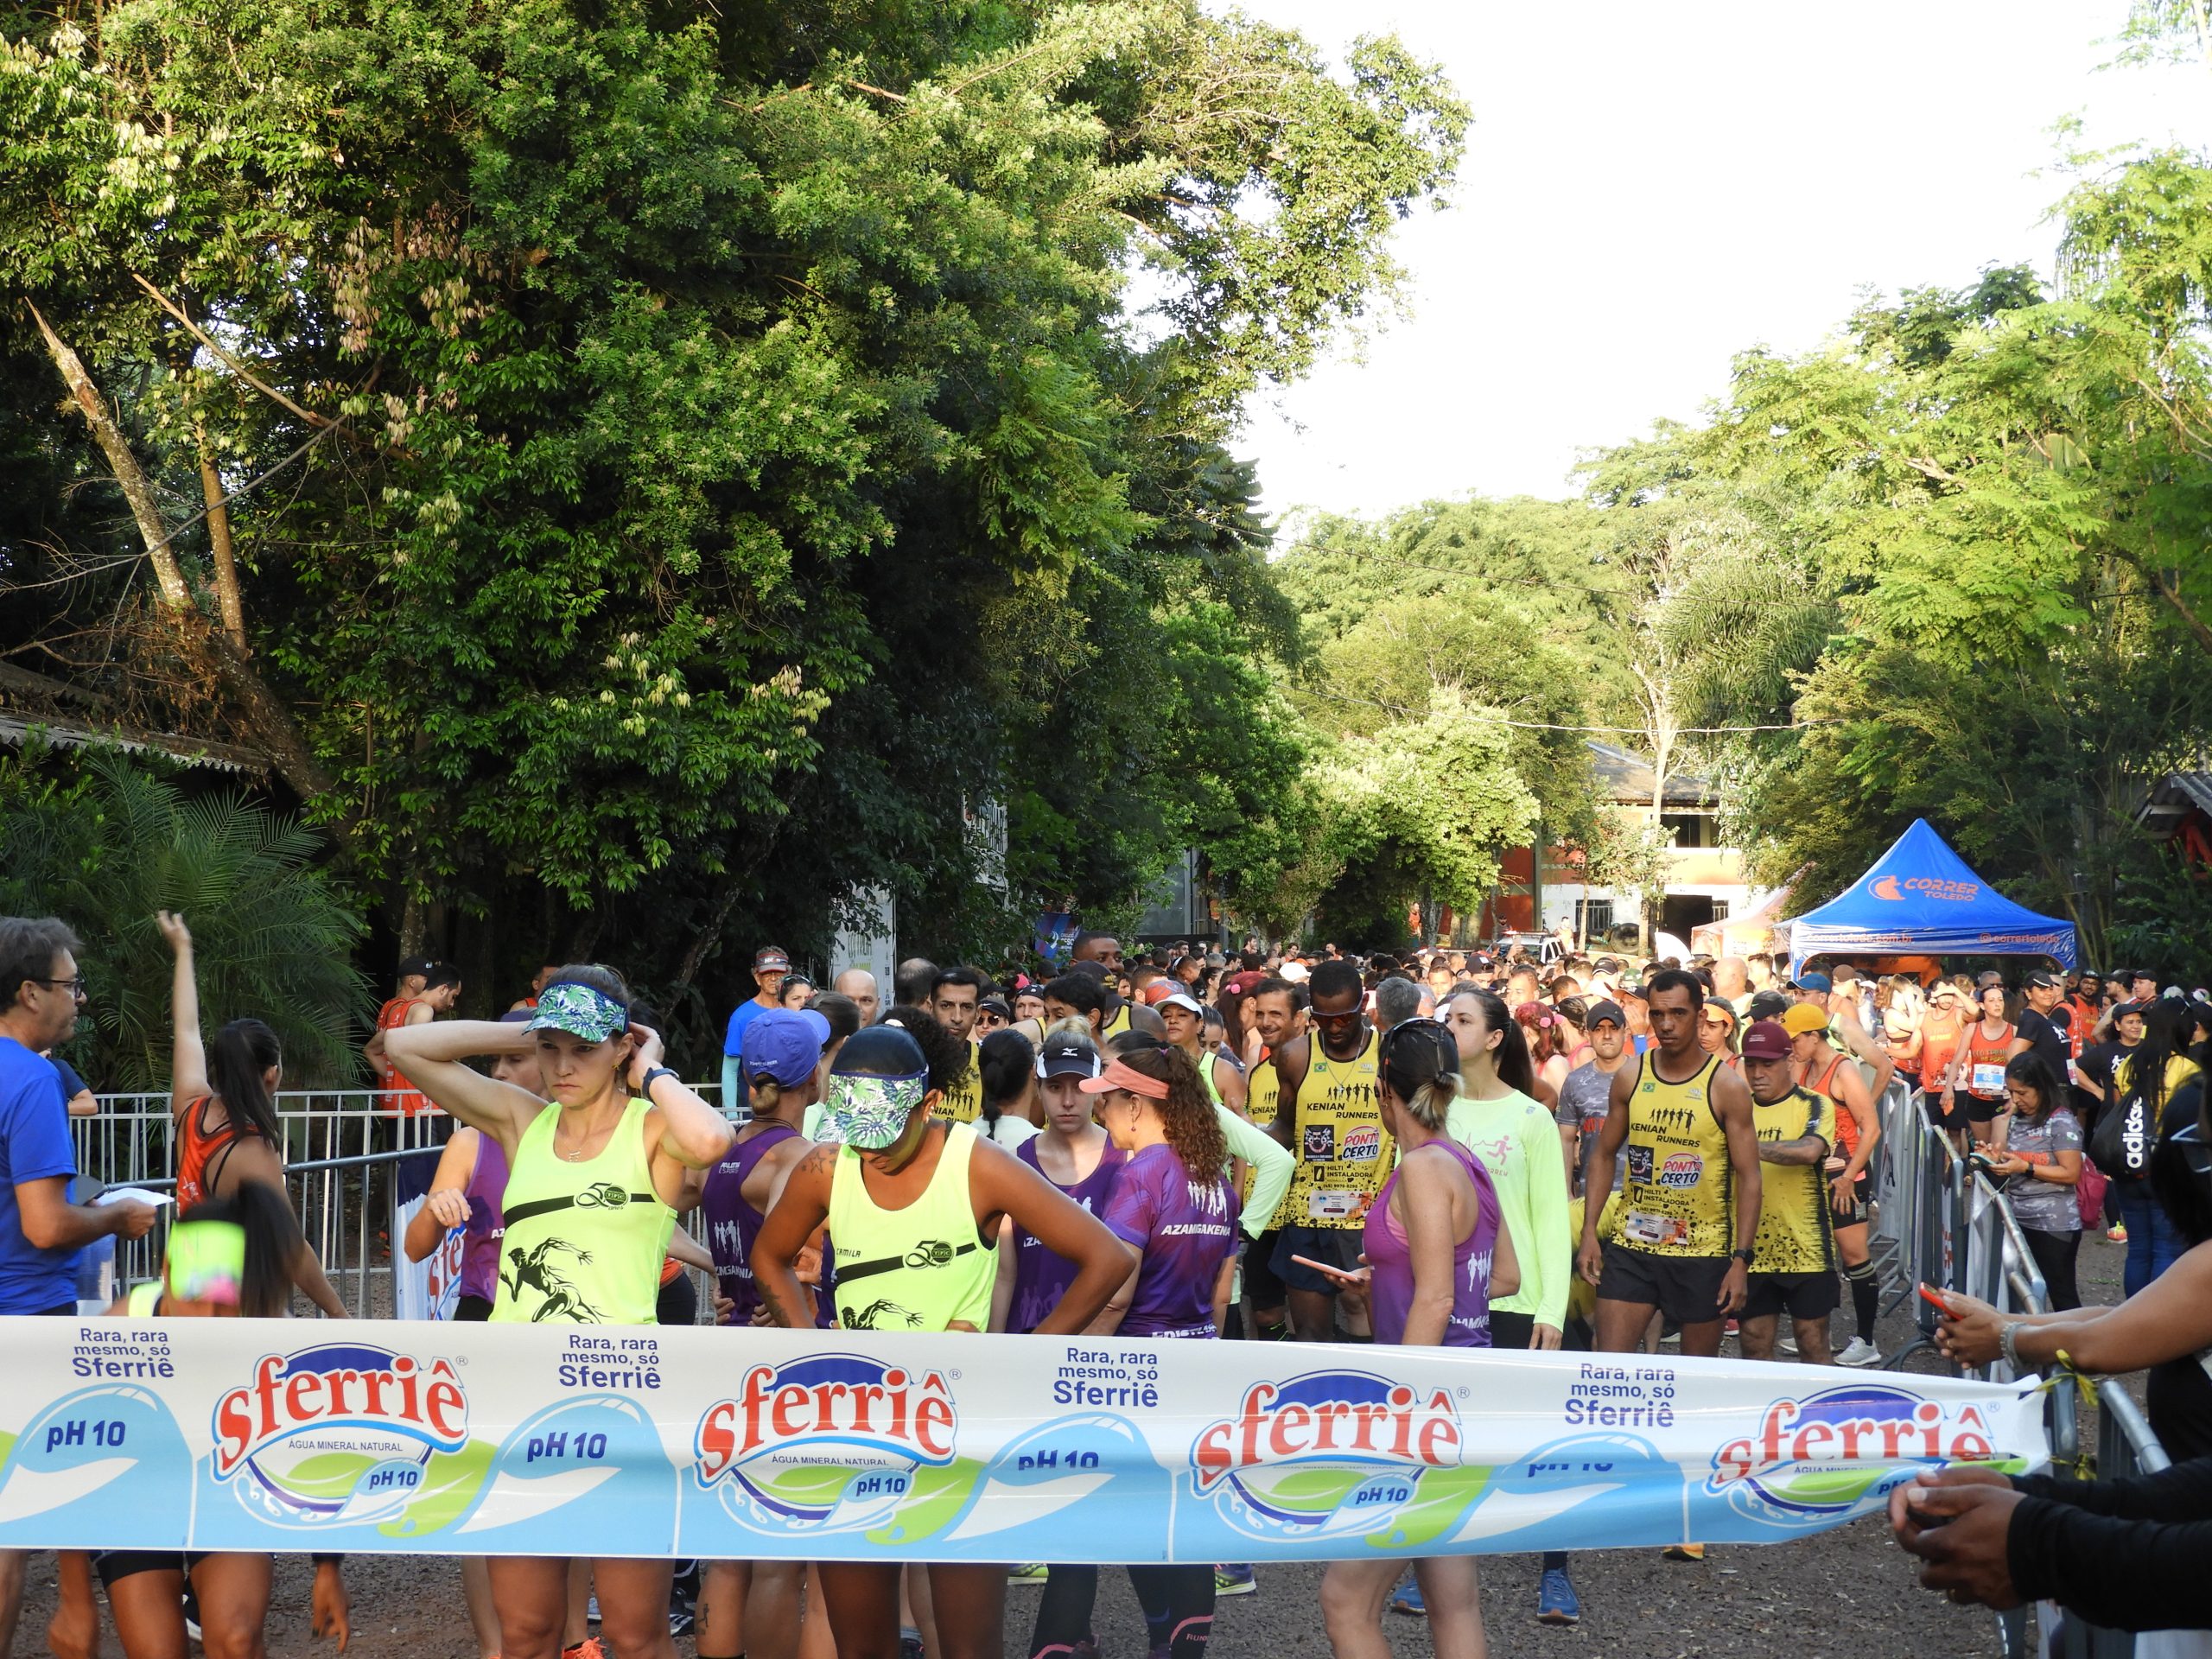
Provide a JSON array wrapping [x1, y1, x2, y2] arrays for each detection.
[[0, 1036, 83, 1312], [723, 998, 772, 1058], [50, 1056, 87, 1103]]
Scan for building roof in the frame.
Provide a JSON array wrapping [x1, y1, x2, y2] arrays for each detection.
[[2137, 772, 2212, 836], [1586, 740, 1713, 808]]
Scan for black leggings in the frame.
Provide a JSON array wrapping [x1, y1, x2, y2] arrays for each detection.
[[2021, 1225, 2082, 1313], [1031, 1564, 1212, 1659]]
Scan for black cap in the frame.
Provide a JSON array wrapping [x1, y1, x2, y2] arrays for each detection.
[[396, 957, 436, 982], [1746, 989, 1793, 1022], [2025, 970, 2063, 989], [1584, 998, 1626, 1029], [1036, 1032, 1103, 1080]]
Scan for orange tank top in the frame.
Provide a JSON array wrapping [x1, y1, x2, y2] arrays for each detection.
[[376, 997, 429, 1117], [1808, 1053, 1859, 1156], [1918, 1010, 1963, 1089], [1961, 1022, 2014, 1100], [176, 1096, 254, 1209]]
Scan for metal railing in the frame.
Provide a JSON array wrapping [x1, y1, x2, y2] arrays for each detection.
[[2037, 1382, 2172, 1658], [77, 1086, 733, 1317]]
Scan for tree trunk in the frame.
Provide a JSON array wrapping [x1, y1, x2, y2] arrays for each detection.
[[29, 303, 332, 802], [196, 429, 246, 648]]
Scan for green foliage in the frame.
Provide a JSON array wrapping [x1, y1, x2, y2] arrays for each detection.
[[0, 753, 372, 1089], [0, 0, 1463, 1032]]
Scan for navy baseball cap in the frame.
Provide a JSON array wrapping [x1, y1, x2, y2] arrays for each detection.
[[741, 1007, 831, 1089], [1036, 1032, 1103, 1080], [1795, 971, 1833, 994]]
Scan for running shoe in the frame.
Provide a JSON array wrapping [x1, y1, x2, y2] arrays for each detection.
[[2107, 1223, 2128, 1243], [668, 1605, 696, 1637], [1835, 1338, 1883, 1367], [563, 1642, 607, 1659], [1662, 1542, 1706, 1562], [1536, 1567, 1581, 1624], [1777, 1329, 1798, 1353], [183, 1589, 202, 1644], [1388, 1572, 1424, 1616], [1072, 1638, 1100, 1659], [1213, 1564, 1257, 1597], [1008, 1563, 1050, 1585], [899, 1630, 925, 1659]]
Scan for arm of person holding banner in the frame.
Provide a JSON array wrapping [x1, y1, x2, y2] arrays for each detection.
[[1927, 1241, 2212, 1372], [1575, 1069, 1635, 1287], [403, 1128, 481, 1263], [1891, 1457, 2212, 1628]]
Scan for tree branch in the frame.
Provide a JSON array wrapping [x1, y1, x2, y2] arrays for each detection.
[[131, 273, 334, 429]]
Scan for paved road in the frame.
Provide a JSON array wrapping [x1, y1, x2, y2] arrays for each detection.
[[18, 1235, 2121, 1656]]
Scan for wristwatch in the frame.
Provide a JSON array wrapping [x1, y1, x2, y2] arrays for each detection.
[[1731, 1246, 1756, 1266], [638, 1065, 679, 1098]]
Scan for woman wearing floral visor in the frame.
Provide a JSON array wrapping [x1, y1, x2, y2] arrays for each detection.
[[387, 966, 735, 1659], [753, 1024, 1131, 1659]]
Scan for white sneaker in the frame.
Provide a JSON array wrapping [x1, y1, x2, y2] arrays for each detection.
[[1835, 1338, 1881, 1367], [1777, 1332, 1798, 1355]]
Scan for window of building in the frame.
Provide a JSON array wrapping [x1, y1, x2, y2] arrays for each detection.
[[1576, 898, 1614, 938], [1661, 811, 1714, 848]]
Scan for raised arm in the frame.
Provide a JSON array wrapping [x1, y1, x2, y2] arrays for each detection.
[[157, 912, 209, 1122], [626, 1027, 737, 1198], [383, 1020, 548, 1156]]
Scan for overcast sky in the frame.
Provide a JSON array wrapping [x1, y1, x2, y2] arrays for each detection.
[[1223, 2, 2212, 522]]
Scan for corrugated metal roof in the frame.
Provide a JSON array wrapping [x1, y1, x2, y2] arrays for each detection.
[[1586, 740, 1713, 807]]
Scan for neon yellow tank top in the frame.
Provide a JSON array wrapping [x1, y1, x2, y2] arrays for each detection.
[[492, 1096, 675, 1325], [1282, 1028, 1393, 1230], [1618, 1051, 1733, 1257], [126, 1280, 162, 1316], [1240, 1058, 1281, 1217], [936, 1040, 984, 1124], [1103, 1003, 1131, 1037], [829, 1121, 996, 1332]]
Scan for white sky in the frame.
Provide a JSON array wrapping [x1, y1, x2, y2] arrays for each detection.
[[1226, 1, 2212, 520]]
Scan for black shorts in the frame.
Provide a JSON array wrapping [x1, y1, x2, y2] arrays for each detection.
[[1490, 1308, 1538, 1351], [92, 1551, 206, 1589], [1741, 1271, 1840, 1322], [1964, 1094, 2007, 1125], [1921, 1088, 1966, 1132], [454, 1293, 494, 1322], [1832, 1171, 1871, 1230], [1243, 1228, 1286, 1311], [1596, 1242, 1732, 1329], [1272, 1227, 1362, 1294]]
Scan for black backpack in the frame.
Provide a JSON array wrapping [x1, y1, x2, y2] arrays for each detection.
[[2090, 1055, 2157, 1179]]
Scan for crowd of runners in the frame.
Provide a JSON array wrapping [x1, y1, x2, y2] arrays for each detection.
[[7, 909, 2212, 1658]]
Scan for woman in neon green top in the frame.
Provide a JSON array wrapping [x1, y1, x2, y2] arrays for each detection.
[[1438, 985, 1580, 1626], [755, 1015, 1130, 1659], [387, 964, 734, 1659]]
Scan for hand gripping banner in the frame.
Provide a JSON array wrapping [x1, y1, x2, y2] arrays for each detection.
[[0, 1319, 2045, 1560]]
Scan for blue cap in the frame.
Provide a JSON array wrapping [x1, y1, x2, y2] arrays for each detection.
[[740, 1007, 831, 1090], [1795, 972, 1833, 994]]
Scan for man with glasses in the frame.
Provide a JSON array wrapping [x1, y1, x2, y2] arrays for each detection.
[[0, 917, 158, 1654]]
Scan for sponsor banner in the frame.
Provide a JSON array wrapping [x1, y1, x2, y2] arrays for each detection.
[[0, 1319, 2044, 1560]]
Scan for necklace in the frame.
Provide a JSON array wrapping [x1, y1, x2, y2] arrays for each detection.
[[555, 1106, 619, 1161]]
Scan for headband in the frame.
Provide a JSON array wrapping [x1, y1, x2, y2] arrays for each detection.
[[524, 979, 630, 1044], [1077, 1056, 1172, 1100]]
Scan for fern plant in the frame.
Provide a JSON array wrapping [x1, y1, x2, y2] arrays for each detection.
[[0, 752, 371, 1090]]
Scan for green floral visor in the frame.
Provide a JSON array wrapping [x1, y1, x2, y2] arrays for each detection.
[[524, 980, 630, 1044], [824, 1070, 927, 1149]]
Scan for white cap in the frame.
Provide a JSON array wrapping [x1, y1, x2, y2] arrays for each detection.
[[1281, 962, 1311, 983]]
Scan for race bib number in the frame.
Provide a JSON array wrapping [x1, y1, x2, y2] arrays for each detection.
[[1307, 1189, 1363, 1222], [1622, 1209, 1689, 1249], [1971, 1063, 2005, 1095]]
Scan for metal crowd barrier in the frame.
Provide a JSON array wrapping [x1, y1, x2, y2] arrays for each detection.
[[2037, 1382, 2172, 1659], [79, 1084, 732, 1317]]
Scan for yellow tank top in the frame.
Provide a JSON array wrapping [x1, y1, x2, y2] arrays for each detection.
[[1618, 1051, 1732, 1257], [1282, 1029, 1392, 1230], [493, 1096, 675, 1325], [1104, 1003, 1131, 1037], [1750, 1086, 1837, 1275], [828, 1121, 996, 1332], [936, 1040, 984, 1124]]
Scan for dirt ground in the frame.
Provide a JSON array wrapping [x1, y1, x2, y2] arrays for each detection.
[[16, 1235, 2122, 1658]]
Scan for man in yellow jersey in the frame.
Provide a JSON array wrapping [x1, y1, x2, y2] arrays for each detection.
[[1735, 1020, 1839, 1365], [930, 966, 988, 1123], [1577, 968, 1763, 1359], [1238, 976, 1301, 1342], [1268, 959, 1391, 1342]]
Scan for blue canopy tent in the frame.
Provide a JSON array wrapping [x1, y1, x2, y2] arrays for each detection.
[[1787, 819, 2076, 976]]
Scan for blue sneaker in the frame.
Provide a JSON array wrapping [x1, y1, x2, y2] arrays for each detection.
[[1213, 1564, 1257, 1597], [1388, 1573, 1425, 1616], [1536, 1567, 1580, 1625]]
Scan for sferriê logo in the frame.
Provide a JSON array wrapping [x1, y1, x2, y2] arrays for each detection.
[[1192, 1371, 1461, 1535], [212, 1344, 468, 1522], [696, 1356, 957, 1528], [1708, 1386, 1994, 1516]]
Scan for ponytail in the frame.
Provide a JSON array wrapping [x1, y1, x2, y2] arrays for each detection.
[[1116, 1046, 1228, 1183], [747, 1075, 785, 1120], [978, 1029, 1037, 1135], [207, 1019, 283, 1146], [1403, 1073, 1463, 1133]]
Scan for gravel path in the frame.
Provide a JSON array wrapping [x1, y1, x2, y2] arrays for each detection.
[[16, 1233, 2123, 1657]]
